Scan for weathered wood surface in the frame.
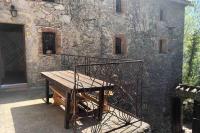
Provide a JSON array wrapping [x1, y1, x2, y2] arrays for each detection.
[[41, 70, 113, 93]]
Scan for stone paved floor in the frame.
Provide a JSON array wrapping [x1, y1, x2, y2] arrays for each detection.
[[0, 86, 150, 133]]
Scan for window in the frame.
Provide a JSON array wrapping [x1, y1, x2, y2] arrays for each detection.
[[42, 0, 55, 2], [159, 39, 167, 54], [114, 35, 127, 55], [42, 32, 56, 54], [116, 0, 122, 13], [160, 9, 164, 21], [40, 27, 62, 55], [42, 0, 63, 4], [115, 37, 122, 54]]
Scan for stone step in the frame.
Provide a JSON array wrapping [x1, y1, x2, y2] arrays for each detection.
[[0, 83, 28, 90]]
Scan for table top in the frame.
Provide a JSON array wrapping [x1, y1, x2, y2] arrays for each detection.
[[41, 70, 113, 92]]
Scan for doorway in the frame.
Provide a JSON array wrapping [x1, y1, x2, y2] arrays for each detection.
[[192, 100, 200, 133], [172, 97, 200, 133], [0, 23, 27, 85], [172, 97, 182, 133]]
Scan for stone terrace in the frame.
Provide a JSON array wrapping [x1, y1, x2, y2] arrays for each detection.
[[0, 86, 150, 133]]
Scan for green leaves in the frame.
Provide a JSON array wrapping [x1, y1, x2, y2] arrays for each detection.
[[183, 2, 200, 86]]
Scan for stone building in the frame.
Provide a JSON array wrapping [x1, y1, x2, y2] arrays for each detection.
[[0, 0, 189, 132]]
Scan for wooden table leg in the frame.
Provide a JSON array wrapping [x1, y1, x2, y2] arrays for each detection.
[[64, 92, 71, 129], [45, 80, 50, 104], [98, 89, 104, 121]]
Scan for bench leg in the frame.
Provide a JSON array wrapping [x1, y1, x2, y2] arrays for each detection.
[[98, 89, 104, 121], [45, 80, 50, 104], [64, 92, 71, 129]]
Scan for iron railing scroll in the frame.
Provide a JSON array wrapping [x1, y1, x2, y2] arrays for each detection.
[[60, 54, 143, 133]]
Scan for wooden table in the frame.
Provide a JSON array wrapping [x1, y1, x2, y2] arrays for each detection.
[[41, 70, 113, 129]]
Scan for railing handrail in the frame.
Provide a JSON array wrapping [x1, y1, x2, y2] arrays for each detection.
[[75, 60, 144, 67], [60, 54, 119, 60]]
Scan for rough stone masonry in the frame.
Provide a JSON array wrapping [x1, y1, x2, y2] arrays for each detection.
[[0, 0, 188, 132]]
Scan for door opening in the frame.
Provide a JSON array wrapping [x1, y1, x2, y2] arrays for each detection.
[[0, 23, 27, 85], [192, 100, 200, 133], [172, 97, 182, 133]]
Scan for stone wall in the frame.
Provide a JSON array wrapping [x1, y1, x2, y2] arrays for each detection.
[[0, 0, 186, 132]]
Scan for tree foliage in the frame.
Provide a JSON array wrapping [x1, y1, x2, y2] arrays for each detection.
[[183, 0, 200, 86]]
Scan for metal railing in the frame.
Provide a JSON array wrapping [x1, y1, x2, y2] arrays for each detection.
[[60, 54, 144, 132], [61, 54, 132, 75]]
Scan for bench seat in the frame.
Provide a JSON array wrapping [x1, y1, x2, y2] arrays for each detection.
[[49, 85, 111, 112]]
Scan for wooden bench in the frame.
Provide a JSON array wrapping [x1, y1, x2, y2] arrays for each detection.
[[79, 92, 111, 112], [42, 70, 115, 128], [49, 85, 66, 106], [49, 85, 111, 112]]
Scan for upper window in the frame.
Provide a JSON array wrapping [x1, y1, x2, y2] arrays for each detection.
[[115, 37, 122, 54], [160, 9, 164, 21], [159, 39, 167, 54], [42, 32, 56, 55], [116, 0, 122, 13], [42, 0, 55, 2], [114, 35, 127, 55]]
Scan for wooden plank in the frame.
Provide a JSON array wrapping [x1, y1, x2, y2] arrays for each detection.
[[51, 71, 95, 89], [53, 92, 65, 106], [65, 71, 104, 87], [50, 85, 65, 100], [41, 71, 114, 92], [66, 70, 113, 87], [42, 71, 105, 90], [45, 80, 50, 104], [80, 93, 109, 111], [58, 71, 100, 88], [98, 89, 104, 121], [64, 92, 71, 129], [41, 72, 75, 90]]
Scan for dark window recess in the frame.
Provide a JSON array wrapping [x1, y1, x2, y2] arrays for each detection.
[[159, 40, 166, 54], [116, 0, 122, 13], [115, 37, 122, 54], [160, 9, 164, 21], [42, 32, 56, 54], [42, 0, 63, 4], [159, 40, 163, 53], [42, 0, 55, 2]]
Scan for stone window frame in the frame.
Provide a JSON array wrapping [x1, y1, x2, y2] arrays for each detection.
[[113, 0, 126, 15], [158, 39, 168, 54], [113, 34, 127, 56], [39, 27, 62, 55]]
